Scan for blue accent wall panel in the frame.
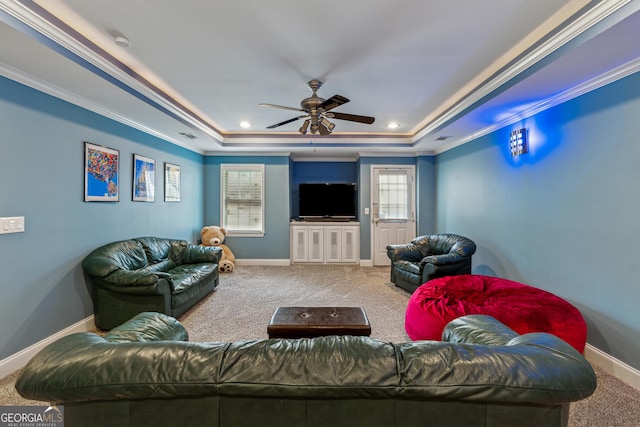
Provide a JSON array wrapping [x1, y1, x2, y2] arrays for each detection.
[[416, 156, 436, 235], [435, 71, 640, 370], [0, 77, 204, 360], [290, 161, 358, 219]]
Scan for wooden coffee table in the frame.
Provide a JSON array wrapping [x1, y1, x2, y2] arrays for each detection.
[[267, 306, 371, 339]]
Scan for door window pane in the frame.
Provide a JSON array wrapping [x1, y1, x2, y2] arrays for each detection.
[[378, 171, 409, 220]]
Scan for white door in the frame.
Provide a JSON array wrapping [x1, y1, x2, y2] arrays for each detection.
[[371, 166, 416, 266]]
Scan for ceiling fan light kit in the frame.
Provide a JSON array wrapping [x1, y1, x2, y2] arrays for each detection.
[[260, 79, 375, 135]]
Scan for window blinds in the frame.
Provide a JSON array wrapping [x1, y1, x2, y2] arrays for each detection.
[[221, 165, 264, 233]]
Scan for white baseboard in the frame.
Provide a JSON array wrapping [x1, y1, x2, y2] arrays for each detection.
[[584, 344, 640, 391], [0, 315, 95, 378], [236, 259, 378, 267], [235, 259, 291, 266]]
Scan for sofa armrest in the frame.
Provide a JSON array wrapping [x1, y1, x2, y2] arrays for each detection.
[[386, 243, 423, 262], [104, 312, 189, 342], [170, 241, 222, 265], [101, 269, 162, 286], [183, 244, 222, 264], [420, 252, 464, 266], [442, 315, 518, 345]]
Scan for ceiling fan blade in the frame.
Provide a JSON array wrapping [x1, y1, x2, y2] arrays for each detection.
[[331, 112, 375, 125], [266, 116, 304, 129], [259, 103, 304, 113], [319, 95, 349, 112]]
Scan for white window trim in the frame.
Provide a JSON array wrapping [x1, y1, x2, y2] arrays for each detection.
[[220, 164, 265, 237]]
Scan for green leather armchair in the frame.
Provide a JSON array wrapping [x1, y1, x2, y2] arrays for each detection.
[[387, 233, 476, 293]]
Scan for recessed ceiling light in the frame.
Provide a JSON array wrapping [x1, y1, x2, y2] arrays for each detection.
[[387, 122, 400, 129], [239, 121, 251, 128]]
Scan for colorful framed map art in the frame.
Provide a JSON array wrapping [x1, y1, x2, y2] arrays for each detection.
[[132, 154, 155, 202], [164, 162, 181, 202], [84, 142, 120, 202]]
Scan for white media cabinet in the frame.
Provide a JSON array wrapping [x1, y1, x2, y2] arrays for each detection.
[[290, 221, 360, 264]]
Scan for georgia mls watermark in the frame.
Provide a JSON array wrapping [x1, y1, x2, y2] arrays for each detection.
[[0, 406, 64, 427]]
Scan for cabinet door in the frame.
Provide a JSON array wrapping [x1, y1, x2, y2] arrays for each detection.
[[308, 227, 325, 263], [325, 227, 342, 263], [341, 226, 359, 263], [291, 226, 309, 262]]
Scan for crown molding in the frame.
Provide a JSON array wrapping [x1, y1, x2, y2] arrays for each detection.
[[0, 61, 212, 155], [204, 151, 293, 157], [289, 155, 360, 162], [2, 0, 638, 159], [413, 0, 637, 144], [1, 0, 224, 143], [221, 135, 413, 146]]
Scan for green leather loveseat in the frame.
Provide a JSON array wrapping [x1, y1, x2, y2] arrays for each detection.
[[16, 312, 596, 427], [82, 236, 222, 330]]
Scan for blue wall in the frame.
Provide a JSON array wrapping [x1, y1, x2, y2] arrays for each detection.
[[203, 155, 290, 259], [0, 77, 205, 360], [3, 66, 639, 374], [435, 71, 640, 370], [416, 156, 437, 235]]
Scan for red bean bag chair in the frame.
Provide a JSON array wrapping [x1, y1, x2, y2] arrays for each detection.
[[405, 274, 587, 352]]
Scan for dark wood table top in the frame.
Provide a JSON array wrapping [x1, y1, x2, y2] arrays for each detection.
[[267, 306, 371, 338]]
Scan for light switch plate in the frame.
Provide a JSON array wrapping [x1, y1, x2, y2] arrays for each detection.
[[0, 216, 25, 234]]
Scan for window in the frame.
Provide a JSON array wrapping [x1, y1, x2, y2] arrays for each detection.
[[221, 164, 265, 236]]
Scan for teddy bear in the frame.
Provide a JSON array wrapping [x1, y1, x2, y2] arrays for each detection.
[[200, 226, 236, 273]]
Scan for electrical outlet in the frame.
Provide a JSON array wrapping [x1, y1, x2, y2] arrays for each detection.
[[0, 216, 25, 234]]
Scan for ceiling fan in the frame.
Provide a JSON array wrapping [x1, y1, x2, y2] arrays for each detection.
[[259, 79, 375, 135]]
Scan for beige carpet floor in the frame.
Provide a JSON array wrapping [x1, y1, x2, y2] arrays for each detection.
[[2, 265, 640, 427]]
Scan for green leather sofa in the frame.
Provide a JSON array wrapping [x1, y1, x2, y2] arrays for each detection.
[[82, 236, 222, 330], [16, 312, 596, 427]]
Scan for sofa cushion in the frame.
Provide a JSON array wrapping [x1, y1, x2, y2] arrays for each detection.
[[136, 237, 176, 263], [142, 259, 176, 273], [393, 260, 421, 275], [167, 264, 218, 293], [169, 241, 188, 265]]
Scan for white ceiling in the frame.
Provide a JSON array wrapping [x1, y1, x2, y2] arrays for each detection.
[[1, 0, 639, 158]]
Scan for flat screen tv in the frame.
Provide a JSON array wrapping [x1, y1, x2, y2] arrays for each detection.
[[299, 183, 357, 219]]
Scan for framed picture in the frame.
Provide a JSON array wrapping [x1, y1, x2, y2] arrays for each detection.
[[132, 154, 155, 202], [164, 162, 181, 202], [84, 142, 119, 202]]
